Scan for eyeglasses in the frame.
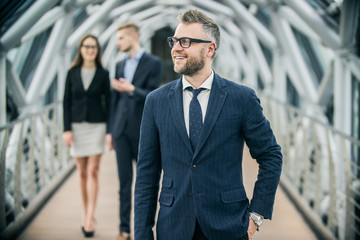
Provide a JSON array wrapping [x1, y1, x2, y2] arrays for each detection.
[[82, 45, 98, 50], [167, 37, 212, 48]]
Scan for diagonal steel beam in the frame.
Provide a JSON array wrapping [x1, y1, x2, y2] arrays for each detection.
[[0, 0, 60, 52], [283, 0, 341, 50]]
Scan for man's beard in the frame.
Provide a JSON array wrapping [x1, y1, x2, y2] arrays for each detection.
[[121, 45, 131, 52], [173, 48, 205, 76]]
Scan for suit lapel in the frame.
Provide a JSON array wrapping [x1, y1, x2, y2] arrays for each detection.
[[86, 68, 100, 92], [131, 53, 147, 86], [116, 60, 125, 79], [168, 79, 193, 154], [74, 67, 86, 93], [194, 74, 227, 157]]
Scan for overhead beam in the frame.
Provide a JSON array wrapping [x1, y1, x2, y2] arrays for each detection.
[[192, 0, 234, 17], [66, 0, 122, 48], [22, 6, 66, 43], [0, 0, 59, 52], [109, 0, 153, 19], [283, 0, 341, 50], [225, 0, 277, 49], [278, 6, 320, 42]]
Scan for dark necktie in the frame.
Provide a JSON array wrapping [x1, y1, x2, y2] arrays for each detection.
[[187, 87, 206, 149]]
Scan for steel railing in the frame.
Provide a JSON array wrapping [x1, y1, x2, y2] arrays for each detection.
[[0, 102, 74, 239], [0, 95, 359, 239], [260, 93, 360, 240]]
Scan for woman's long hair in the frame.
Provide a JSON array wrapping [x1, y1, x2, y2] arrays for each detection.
[[71, 34, 103, 68]]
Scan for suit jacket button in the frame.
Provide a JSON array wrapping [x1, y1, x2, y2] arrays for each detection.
[[189, 193, 193, 198], [192, 165, 197, 170]]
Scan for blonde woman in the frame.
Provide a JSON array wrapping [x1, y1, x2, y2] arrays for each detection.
[[63, 34, 110, 238]]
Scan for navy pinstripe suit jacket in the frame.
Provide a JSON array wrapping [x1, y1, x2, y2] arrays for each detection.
[[134, 72, 282, 240]]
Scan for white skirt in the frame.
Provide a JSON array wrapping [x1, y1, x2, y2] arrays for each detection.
[[70, 122, 106, 157]]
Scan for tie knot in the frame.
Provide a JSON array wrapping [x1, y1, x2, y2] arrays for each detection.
[[187, 87, 206, 98]]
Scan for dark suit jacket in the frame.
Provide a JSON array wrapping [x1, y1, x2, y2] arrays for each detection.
[[63, 66, 110, 132], [109, 52, 163, 139], [134, 72, 283, 240]]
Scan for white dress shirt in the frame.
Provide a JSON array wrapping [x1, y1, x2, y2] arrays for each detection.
[[124, 48, 145, 83], [182, 71, 214, 137]]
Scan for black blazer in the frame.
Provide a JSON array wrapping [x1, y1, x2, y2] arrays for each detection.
[[109, 52, 163, 139], [63, 66, 110, 132]]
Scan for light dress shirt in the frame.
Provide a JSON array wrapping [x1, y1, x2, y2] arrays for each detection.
[[124, 49, 145, 83], [182, 70, 214, 137]]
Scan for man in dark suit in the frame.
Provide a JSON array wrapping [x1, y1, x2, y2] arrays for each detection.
[[134, 10, 282, 240], [108, 23, 163, 240]]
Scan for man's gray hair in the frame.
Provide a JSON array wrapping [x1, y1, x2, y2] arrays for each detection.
[[178, 9, 220, 57]]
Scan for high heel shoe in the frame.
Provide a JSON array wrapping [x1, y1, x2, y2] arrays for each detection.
[[81, 226, 94, 238]]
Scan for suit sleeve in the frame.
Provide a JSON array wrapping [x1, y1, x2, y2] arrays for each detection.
[[242, 89, 282, 220], [63, 70, 72, 132], [103, 69, 111, 133], [134, 93, 162, 240], [109, 62, 121, 134], [132, 57, 163, 100]]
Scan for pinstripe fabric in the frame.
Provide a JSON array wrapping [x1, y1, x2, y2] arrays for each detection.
[[135, 72, 282, 240]]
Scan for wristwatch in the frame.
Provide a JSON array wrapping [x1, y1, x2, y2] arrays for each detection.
[[250, 212, 264, 229]]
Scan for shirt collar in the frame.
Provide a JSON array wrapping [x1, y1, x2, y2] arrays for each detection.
[[127, 48, 145, 61], [182, 70, 214, 91]]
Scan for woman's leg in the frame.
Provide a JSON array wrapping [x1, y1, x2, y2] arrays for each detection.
[[84, 154, 102, 231], [75, 157, 88, 227]]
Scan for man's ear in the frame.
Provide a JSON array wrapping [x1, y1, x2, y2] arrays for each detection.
[[132, 31, 139, 41], [207, 42, 216, 57]]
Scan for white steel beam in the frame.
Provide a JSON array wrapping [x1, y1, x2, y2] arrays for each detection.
[[12, 39, 34, 74], [192, 0, 235, 17], [99, 13, 131, 46], [66, 0, 121, 49], [225, 0, 277, 50], [109, 0, 153, 19], [0, 0, 59, 52], [22, 6, 67, 43], [73, 0, 103, 8], [317, 67, 333, 107], [5, 60, 26, 108], [212, 27, 240, 81], [272, 50, 287, 102], [128, 5, 165, 23], [271, 14, 317, 103], [278, 6, 320, 42], [56, 55, 66, 103], [283, 0, 341, 50], [242, 26, 272, 87], [0, 55, 6, 126], [26, 16, 72, 104], [333, 57, 352, 135]]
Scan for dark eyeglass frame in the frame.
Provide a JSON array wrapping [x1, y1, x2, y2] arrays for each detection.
[[167, 37, 212, 48], [82, 44, 98, 50]]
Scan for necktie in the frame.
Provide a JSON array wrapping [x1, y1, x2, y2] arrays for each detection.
[[187, 87, 205, 149]]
